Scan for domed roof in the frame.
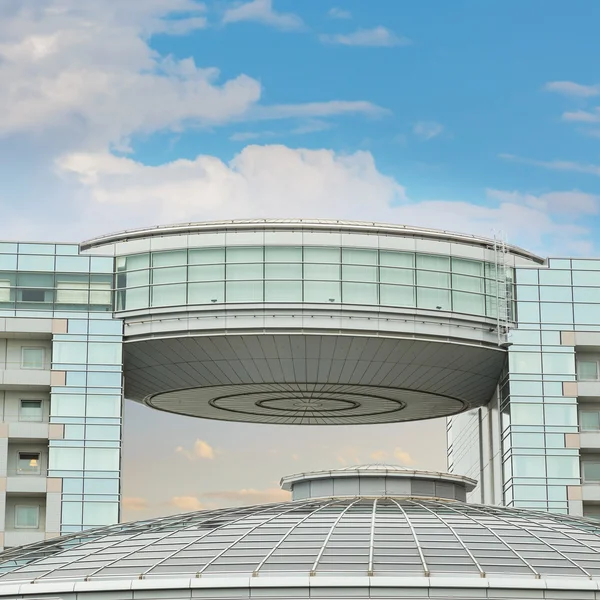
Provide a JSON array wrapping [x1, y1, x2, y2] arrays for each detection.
[[1, 497, 600, 596]]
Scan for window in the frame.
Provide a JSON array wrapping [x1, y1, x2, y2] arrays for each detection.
[[582, 461, 600, 482], [17, 452, 41, 475], [0, 280, 9, 302], [19, 400, 42, 422], [21, 347, 45, 369], [578, 360, 599, 381], [581, 411, 600, 431], [15, 505, 40, 529]]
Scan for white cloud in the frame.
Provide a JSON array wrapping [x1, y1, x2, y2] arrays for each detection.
[[122, 497, 149, 511], [500, 153, 600, 177], [320, 26, 409, 47], [412, 121, 444, 141], [251, 100, 388, 120], [171, 496, 204, 511], [230, 119, 332, 141], [562, 109, 600, 123], [176, 439, 215, 460], [223, 0, 303, 30], [486, 189, 599, 216], [0, 1, 259, 149], [393, 447, 414, 465], [328, 7, 352, 19], [544, 81, 600, 97], [54, 144, 598, 256]]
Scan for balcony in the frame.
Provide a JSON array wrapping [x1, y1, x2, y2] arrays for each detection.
[[7, 422, 49, 440], [0, 368, 50, 391]]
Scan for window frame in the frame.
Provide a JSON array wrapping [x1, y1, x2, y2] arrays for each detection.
[[19, 399, 43, 423], [14, 505, 40, 529], [17, 451, 42, 476], [20, 347, 45, 370], [582, 460, 600, 483]]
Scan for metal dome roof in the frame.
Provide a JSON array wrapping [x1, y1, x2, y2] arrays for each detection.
[[1, 496, 600, 596]]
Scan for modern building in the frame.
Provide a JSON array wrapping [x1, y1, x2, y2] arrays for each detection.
[[2, 218, 600, 546], [0, 464, 600, 600]]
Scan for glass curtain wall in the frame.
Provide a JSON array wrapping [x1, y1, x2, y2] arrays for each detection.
[[116, 246, 512, 319], [0, 242, 123, 533]]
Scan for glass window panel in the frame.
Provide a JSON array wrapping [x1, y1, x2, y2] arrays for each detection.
[[226, 281, 263, 302], [86, 425, 121, 440], [124, 286, 149, 310], [18, 452, 41, 475], [416, 254, 450, 271], [516, 286, 539, 301], [511, 433, 545, 448], [188, 264, 225, 282], [0, 278, 10, 302], [539, 287, 572, 302], [62, 479, 83, 494], [452, 274, 484, 293], [417, 287, 450, 310], [226, 247, 263, 263], [152, 250, 186, 267], [380, 284, 415, 307], [380, 267, 413, 285], [265, 246, 302, 262], [152, 267, 186, 284], [380, 251, 414, 268], [574, 304, 600, 325], [83, 502, 119, 526], [18, 255, 55, 271], [583, 461, 600, 482], [86, 395, 121, 418], [513, 456, 546, 477], [20, 400, 42, 422], [342, 265, 377, 282], [304, 247, 339, 263], [54, 342, 87, 364], [265, 281, 302, 302], [540, 303, 573, 324], [342, 248, 377, 265], [417, 270, 450, 288], [581, 411, 600, 431], [21, 347, 45, 369], [509, 352, 542, 374], [265, 264, 302, 279], [342, 282, 377, 304], [188, 281, 225, 304], [49, 447, 84, 470], [578, 361, 599, 380], [573, 271, 600, 286], [189, 248, 225, 264], [56, 282, 89, 304], [56, 256, 89, 272], [516, 302, 540, 323], [89, 282, 112, 306], [511, 404, 544, 425], [124, 270, 149, 287], [452, 291, 485, 315], [62, 502, 83, 525], [304, 263, 339, 280], [126, 253, 150, 270], [452, 258, 483, 276], [573, 288, 600, 302], [84, 479, 119, 494], [539, 270, 572, 285], [151, 284, 186, 307], [85, 448, 120, 471], [547, 456, 578, 478], [304, 281, 340, 303], [513, 486, 547, 501], [0, 255, 17, 270], [52, 394, 86, 417], [15, 506, 39, 529], [545, 404, 577, 426], [226, 264, 263, 280], [86, 372, 121, 387], [87, 343, 122, 366], [542, 353, 575, 375]]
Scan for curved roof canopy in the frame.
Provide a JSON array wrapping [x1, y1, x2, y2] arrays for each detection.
[[0, 466, 599, 596]]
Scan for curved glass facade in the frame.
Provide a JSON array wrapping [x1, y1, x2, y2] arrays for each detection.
[[116, 246, 513, 318]]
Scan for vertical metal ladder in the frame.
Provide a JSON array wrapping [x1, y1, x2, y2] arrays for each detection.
[[493, 232, 512, 346]]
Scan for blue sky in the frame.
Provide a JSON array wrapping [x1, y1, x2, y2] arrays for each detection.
[[3, 0, 600, 519], [2, 0, 600, 254]]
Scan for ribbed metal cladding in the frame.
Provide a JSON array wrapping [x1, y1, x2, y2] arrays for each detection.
[[0, 498, 599, 584]]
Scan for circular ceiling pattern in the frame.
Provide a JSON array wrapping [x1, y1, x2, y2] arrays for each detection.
[[147, 382, 465, 424]]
